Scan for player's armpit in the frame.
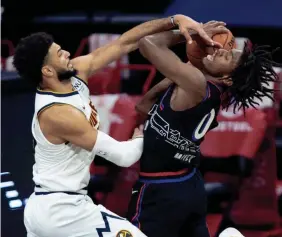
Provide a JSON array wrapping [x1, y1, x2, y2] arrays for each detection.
[[139, 36, 207, 99]]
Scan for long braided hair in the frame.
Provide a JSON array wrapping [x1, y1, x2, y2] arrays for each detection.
[[222, 41, 281, 113]]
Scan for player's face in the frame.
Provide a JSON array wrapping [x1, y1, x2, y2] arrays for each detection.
[[202, 49, 242, 77], [44, 43, 76, 81]]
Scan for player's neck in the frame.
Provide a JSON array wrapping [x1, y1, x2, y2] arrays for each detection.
[[204, 74, 227, 92], [205, 74, 224, 85], [204, 74, 219, 83], [40, 78, 74, 93]]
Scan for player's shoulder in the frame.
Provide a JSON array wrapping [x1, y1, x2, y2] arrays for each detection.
[[39, 104, 86, 129]]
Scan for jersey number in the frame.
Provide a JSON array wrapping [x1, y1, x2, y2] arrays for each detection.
[[192, 109, 215, 141]]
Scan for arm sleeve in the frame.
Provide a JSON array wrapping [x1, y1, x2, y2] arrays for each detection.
[[92, 131, 143, 167]]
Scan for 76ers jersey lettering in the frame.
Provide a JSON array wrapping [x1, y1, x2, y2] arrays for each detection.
[[140, 81, 222, 173]]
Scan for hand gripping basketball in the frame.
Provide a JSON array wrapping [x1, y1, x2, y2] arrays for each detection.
[[174, 15, 224, 48], [202, 21, 229, 39]]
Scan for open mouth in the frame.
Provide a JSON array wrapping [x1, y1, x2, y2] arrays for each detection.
[[205, 49, 219, 62]]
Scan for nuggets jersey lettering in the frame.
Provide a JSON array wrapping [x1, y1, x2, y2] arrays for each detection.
[[140, 81, 222, 173], [32, 76, 99, 194]]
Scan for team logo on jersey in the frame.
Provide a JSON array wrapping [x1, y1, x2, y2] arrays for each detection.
[[116, 230, 133, 237], [148, 104, 200, 151]]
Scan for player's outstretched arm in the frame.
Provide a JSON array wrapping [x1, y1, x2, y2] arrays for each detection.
[[135, 29, 198, 116], [39, 105, 143, 167], [71, 15, 220, 82], [71, 16, 176, 81]]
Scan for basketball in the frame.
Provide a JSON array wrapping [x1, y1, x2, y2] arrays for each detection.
[[186, 29, 236, 69]]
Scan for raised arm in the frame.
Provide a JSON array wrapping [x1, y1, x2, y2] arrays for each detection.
[[135, 29, 182, 116], [71, 15, 220, 82], [39, 105, 143, 167], [139, 30, 207, 97], [71, 17, 175, 81], [138, 21, 228, 97]]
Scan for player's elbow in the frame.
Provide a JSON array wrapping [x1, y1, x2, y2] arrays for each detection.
[[139, 36, 155, 57], [135, 103, 145, 115], [139, 36, 155, 47], [135, 99, 148, 114], [139, 35, 151, 45], [135, 98, 155, 117], [140, 35, 167, 48]]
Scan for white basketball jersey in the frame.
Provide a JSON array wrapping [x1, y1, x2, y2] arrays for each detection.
[[32, 76, 100, 194]]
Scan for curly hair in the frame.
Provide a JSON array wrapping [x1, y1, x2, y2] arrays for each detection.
[[222, 41, 281, 113], [13, 32, 54, 87]]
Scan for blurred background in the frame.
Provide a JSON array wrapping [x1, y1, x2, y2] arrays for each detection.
[[1, 0, 282, 236]]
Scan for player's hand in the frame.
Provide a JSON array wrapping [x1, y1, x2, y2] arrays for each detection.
[[174, 14, 222, 48], [202, 21, 229, 38], [131, 124, 144, 139]]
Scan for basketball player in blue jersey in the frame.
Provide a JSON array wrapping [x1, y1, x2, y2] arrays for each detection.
[[12, 14, 220, 237], [127, 20, 279, 237]]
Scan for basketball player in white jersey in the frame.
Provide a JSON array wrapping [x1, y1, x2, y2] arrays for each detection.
[[13, 15, 220, 237]]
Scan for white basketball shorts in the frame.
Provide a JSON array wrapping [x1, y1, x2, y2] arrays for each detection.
[[24, 192, 147, 237]]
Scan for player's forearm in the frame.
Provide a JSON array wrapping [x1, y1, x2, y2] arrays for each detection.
[[118, 16, 177, 50], [75, 16, 179, 78], [92, 131, 143, 167], [141, 30, 186, 48]]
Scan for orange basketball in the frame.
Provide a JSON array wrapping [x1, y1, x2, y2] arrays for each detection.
[[186, 29, 236, 69]]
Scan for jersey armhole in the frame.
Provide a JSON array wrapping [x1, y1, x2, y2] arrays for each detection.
[[37, 102, 86, 119], [202, 83, 211, 102], [37, 102, 67, 117], [36, 102, 87, 146]]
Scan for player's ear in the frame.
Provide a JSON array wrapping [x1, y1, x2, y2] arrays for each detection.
[[42, 65, 54, 77], [218, 76, 233, 87]]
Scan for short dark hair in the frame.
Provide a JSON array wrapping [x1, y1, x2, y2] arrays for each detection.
[[13, 32, 54, 87], [223, 41, 281, 113]]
